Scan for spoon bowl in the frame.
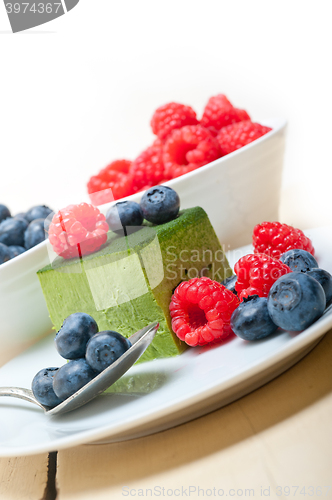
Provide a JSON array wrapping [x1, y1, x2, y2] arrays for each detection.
[[0, 322, 159, 415]]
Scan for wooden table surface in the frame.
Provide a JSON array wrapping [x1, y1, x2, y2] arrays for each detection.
[[1, 327, 332, 500]]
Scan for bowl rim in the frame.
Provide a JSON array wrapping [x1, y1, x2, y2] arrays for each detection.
[[0, 117, 287, 276]]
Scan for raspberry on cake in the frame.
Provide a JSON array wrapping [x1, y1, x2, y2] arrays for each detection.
[[217, 121, 272, 155], [234, 253, 291, 301], [87, 159, 133, 205], [170, 277, 239, 346], [253, 221, 315, 259], [48, 203, 109, 259], [163, 125, 222, 179], [151, 102, 199, 141]]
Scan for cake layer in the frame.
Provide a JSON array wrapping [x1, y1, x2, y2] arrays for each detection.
[[38, 207, 232, 362]]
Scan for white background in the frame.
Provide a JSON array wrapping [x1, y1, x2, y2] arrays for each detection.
[[0, 0, 331, 231]]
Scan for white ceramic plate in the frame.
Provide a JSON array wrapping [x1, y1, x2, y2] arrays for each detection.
[[0, 225, 331, 457]]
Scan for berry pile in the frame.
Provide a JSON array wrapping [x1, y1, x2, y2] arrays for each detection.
[[49, 186, 180, 258], [31, 312, 131, 407], [0, 203, 53, 265], [230, 248, 331, 341], [87, 94, 272, 204], [171, 223, 332, 347]]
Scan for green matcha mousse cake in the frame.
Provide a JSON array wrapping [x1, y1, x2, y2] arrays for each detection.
[[38, 206, 232, 363]]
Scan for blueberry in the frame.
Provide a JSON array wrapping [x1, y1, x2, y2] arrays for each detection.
[[8, 245, 26, 258], [31, 367, 63, 408], [268, 272, 326, 331], [307, 268, 332, 304], [86, 330, 131, 373], [14, 212, 29, 222], [280, 249, 318, 273], [24, 218, 46, 250], [0, 204, 11, 223], [25, 205, 53, 223], [222, 275, 238, 295], [106, 201, 143, 235], [140, 185, 180, 224], [53, 359, 97, 401], [0, 217, 28, 247], [55, 312, 99, 360], [0, 243, 11, 265], [231, 295, 278, 340]]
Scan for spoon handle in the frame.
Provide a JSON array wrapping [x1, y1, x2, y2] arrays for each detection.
[[0, 387, 44, 409]]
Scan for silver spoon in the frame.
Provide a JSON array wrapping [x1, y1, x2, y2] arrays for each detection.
[[0, 322, 159, 416]]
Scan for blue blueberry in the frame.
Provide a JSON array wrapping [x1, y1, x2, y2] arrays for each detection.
[[307, 268, 332, 304], [7, 245, 26, 258], [53, 359, 97, 401], [0, 217, 28, 247], [268, 272, 326, 331], [222, 275, 238, 295], [14, 212, 29, 222], [86, 330, 131, 373], [280, 249, 318, 273], [31, 367, 63, 408], [24, 218, 46, 250], [25, 205, 53, 223], [0, 243, 11, 264], [55, 312, 99, 360], [106, 201, 143, 236], [231, 295, 278, 341], [0, 204, 11, 223], [140, 185, 180, 224]]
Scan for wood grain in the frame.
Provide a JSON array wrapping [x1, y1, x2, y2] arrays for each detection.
[[0, 454, 50, 500]]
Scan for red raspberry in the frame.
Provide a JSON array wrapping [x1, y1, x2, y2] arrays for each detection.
[[201, 94, 250, 133], [234, 254, 291, 301], [151, 102, 199, 141], [130, 139, 169, 193], [87, 160, 133, 205], [170, 277, 239, 347], [253, 221, 315, 259], [163, 125, 222, 179], [217, 121, 272, 155], [48, 203, 109, 259]]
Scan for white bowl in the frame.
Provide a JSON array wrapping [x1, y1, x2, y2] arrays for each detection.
[[0, 117, 287, 347]]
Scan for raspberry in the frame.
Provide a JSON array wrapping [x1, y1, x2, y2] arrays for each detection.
[[130, 139, 169, 192], [201, 94, 250, 133], [48, 203, 109, 259], [163, 125, 222, 179], [151, 102, 199, 141], [217, 121, 272, 155], [253, 221, 315, 259], [87, 160, 133, 205], [169, 277, 239, 347], [234, 254, 291, 301]]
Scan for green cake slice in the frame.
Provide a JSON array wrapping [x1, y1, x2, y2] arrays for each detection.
[[38, 206, 232, 363]]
